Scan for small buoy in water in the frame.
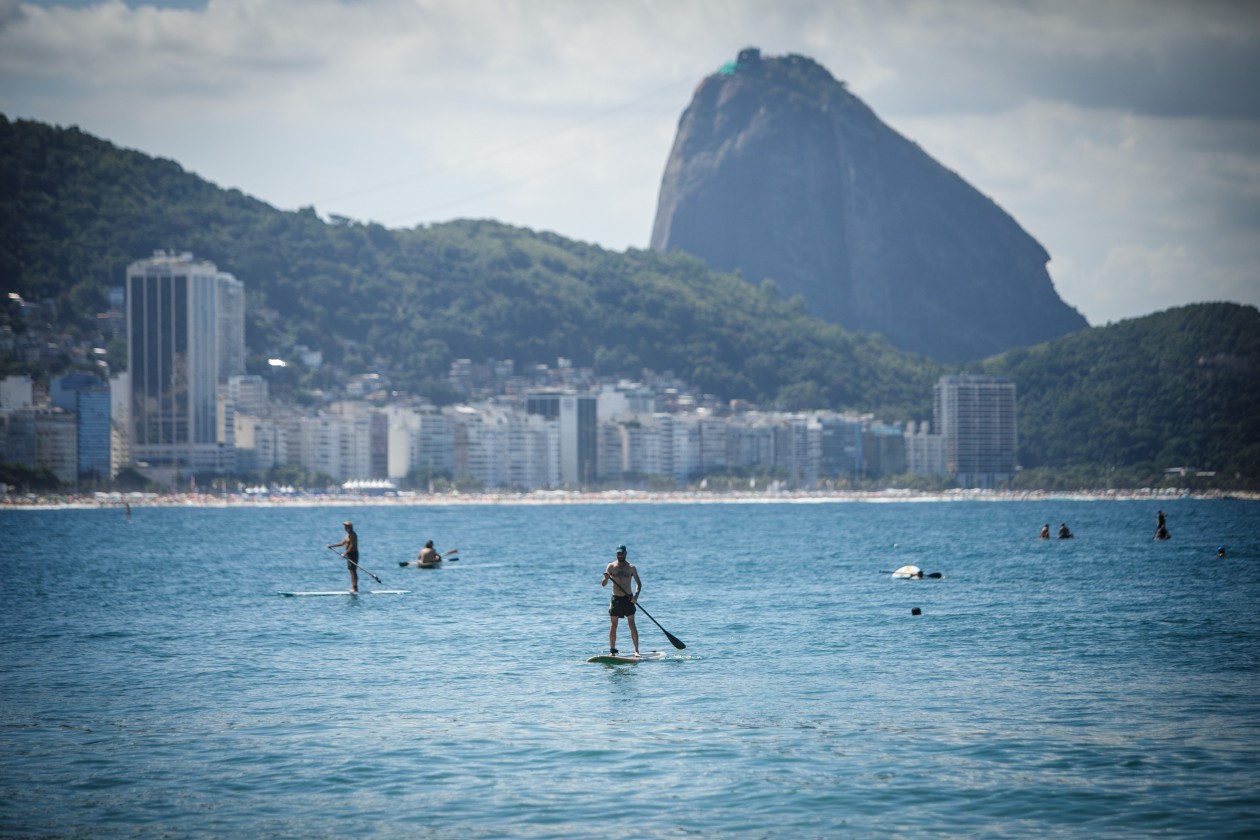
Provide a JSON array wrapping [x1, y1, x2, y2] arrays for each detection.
[[911, 607, 922, 616]]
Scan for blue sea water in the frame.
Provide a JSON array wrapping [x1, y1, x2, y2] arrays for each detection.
[[2, 498, 1259, 837]]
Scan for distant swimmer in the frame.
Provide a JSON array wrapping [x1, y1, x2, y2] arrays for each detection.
[[1039, 523, 1050, 540], [1218, 546, 1227, 558], [1058, 522, 1074, 539]]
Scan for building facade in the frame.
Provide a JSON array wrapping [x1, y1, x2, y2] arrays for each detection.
[[525, 392, 597, 487], [933, 374, 1018, 488], [51, 372, 111, 481], [126, 252, 245, 473]]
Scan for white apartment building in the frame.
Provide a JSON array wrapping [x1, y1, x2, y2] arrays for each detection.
[[299, 411, 372, 481], [905, 420, 948, 476], [934, 374, 1018, 488]]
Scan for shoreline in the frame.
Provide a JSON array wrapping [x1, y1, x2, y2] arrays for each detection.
[[4, 487, 1257, 511]]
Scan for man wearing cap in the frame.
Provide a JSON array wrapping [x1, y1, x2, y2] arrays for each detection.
[[328, 521, 360, 593], [601, 544, 641, 656]]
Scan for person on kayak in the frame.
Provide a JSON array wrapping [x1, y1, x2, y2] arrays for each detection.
[[601, 544, 641, 657], [416, 540, 440, 564]]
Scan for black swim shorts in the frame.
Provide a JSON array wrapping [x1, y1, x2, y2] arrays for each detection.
[[609, 595, 636, 617]]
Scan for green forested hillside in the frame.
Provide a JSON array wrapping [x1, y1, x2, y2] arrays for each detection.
[[2, 115, 1258, 483], [983, 302, 1260, 482], [0, 114, 937, 419]]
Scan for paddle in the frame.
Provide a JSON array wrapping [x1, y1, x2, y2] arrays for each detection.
[[606, 574, 686, 650], [881, 569, 943, 578], [399, 548, 459, 567], [326, 546, 383, 584]]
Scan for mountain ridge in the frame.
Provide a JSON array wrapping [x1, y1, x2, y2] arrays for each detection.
[[651, 49, 1088, 362]]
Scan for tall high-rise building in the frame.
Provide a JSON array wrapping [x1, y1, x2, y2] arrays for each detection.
[[126, 251, 245, 472], [933, 374, 1018, 488]]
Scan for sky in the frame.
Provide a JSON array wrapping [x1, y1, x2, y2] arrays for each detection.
[[1, 0, 1258, 327]]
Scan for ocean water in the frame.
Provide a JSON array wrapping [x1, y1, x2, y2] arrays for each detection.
[[2, 498, 1259, 837]]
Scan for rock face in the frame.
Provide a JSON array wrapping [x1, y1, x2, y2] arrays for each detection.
[[650, 49, 1088, 362]]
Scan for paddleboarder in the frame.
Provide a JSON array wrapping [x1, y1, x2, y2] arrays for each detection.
[[601, 544, 642, 657], [1155, 510, 1170, 540], [328, 521, 360, 593]]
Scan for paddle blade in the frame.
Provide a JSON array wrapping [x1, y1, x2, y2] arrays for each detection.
[[665, 631, 686, 650]]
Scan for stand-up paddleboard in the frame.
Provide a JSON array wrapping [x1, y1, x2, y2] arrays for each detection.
[[278, 590, 410, 597], [586, 651, 668, 664]]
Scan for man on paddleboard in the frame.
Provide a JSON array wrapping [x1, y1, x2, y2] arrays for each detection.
[[328, 521, 360, 593], [601, 544, 641, 656]]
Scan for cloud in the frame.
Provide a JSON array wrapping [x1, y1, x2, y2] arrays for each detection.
[[1, 0, 1257, 324]]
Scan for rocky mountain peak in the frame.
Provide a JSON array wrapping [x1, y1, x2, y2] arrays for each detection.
[[650, 49, 1087, 362]]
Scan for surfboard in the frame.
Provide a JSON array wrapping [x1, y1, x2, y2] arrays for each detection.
[[586, 651, 668, 664], [278, 590, 410, 597], [891, 565, 922, 579]]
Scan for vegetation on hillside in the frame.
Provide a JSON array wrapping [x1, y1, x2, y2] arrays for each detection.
[[0, 114, 937, 420], [2, 115, 1258, 486], [983, 302, 1260, 484]]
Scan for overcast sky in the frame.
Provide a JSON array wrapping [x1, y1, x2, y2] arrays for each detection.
[[2, 0, 1257, 327]]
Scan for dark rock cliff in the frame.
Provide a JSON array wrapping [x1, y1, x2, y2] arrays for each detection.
[[650, 49, 1088, 362]]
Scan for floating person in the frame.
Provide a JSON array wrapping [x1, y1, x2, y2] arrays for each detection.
[[601, 544, 642, 657], [1218, 546, 1227, 558], [1058, 522, 1074, 539], [1039, 523, 1050, 540], [327, 520, 361, 593]]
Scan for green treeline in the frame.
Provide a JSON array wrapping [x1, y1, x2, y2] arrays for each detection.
[[2, 115, 1258, 485]]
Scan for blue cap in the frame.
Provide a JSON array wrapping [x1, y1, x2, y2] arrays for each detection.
[[616, 544, 627, 554]]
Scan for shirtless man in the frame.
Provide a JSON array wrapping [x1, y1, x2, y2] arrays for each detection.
[[601, 544, 641, 656], [416, 540, 440, 565], [328, 521, 360, 593]]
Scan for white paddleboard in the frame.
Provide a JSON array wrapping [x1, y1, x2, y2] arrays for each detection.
[[891, 565, 922, 579], [278, 590, 410, 597], [586, 651, 668, 664]]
